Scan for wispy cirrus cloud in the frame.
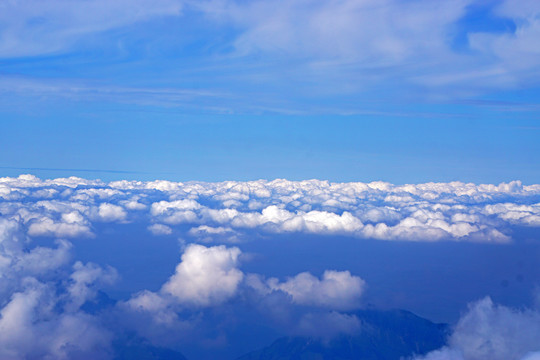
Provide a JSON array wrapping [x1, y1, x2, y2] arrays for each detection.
[[191, 0, 540, 96], [2, 0, 540, 111], [0, 0, 184, 58]]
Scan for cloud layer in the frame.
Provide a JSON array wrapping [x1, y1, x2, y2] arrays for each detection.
[[2, 175, 539, 243], [1, 175, 540, 358]]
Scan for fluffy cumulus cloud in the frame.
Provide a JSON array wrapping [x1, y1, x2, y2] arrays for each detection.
[[0, 187, 123, 358], [0, 228, 117, 359], [147, 223, 173, 235], [415, 297, 540, 360], [27, 215, 92, 238], [118, 242, 368, 350], [261, 270, 365, 310], [0, 279, 114, 360], [121, 243, 246, 345], [162, 244, 243, 306], [2, 175, 540, 243], [97, 203, 127, 222], [126, 244, 365, 313]]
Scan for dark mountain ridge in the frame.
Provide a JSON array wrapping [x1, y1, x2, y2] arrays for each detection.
[[236, 309, 449, 360]]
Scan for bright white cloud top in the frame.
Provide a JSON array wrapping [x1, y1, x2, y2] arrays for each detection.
[[2, 175, 539, 243], [161, 244, 244, 306]]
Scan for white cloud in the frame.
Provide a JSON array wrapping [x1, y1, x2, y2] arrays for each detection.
[[67, 261, 118, 311], [189, 0, 540, 94], [150, 199, 202, 215], [147, 223, 173, 236], [0, 0, 184, 58], [14, 240, 72, 274], [0, 174, 103, 188], [197, 0, 467, 62], [28, 216, 93, 238], [150, 199, 201, 224], [0, 220, 72, 286], [0, 276, 114, 359], [122, 242, 370, 346], [188, 225, 234, 235], [121, 196, 147, 210], [0, 207, 120, 359], [97, 203, 127, 222], [467, 1, 540, 85], [125, 243, 246, 321], [188, 225, 239, 243], [264, 270, 365, 310], [125, 290, 171, 317], [2, 175, 540, 243], [161, 244, 243, 306], [415, 297, 540, 360]]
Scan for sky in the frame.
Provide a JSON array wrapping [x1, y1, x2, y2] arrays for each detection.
[[0, 0, 539, 183], [1, 1, 540, 360]]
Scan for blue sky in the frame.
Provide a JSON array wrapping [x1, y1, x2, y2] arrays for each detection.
[[1, 0, 539, 183]]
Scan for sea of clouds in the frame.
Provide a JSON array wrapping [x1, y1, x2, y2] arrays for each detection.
[[2, 174, 540, 243], [0, 174, 540, 359]]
